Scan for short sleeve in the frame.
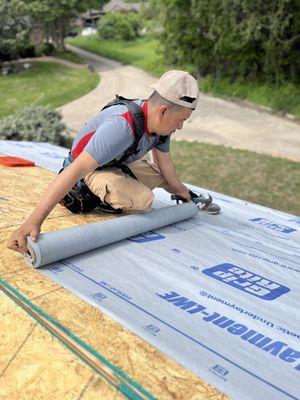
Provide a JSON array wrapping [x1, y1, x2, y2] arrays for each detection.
[[84, 116, 134, 166], [154, 135, 171, 153]]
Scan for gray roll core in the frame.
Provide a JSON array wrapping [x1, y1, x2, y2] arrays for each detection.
[[24, 203, 198, 268]]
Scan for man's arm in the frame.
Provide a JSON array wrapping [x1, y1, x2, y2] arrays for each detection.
[[7, 151, 98, 254], [153, 148, 191, 200]]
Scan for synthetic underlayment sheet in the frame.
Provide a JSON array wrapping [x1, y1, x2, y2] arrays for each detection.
[[1, 141, 300, 400]]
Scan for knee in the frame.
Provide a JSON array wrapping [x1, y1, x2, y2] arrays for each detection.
[[103, 177, 154, 212], [129, 187, 154, 211]]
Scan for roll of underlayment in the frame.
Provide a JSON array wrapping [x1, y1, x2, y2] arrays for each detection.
[[24, 203, 198, 268]]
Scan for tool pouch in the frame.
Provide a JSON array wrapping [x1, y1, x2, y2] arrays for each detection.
[[60, 179, 102, 214], [59, 156, 102, 214]]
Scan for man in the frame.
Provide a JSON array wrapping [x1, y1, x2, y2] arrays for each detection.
[[7, 70, 215, 255]]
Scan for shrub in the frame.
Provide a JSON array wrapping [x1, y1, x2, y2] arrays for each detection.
[[18, 42, 36, 58], [270, 84, 300, 114], [0, 106, 68, 146], [97, 12, 141, 41], [40, 42, 55, 56]]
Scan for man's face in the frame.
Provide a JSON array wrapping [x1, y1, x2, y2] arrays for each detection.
[[156, 106, 193, 136]]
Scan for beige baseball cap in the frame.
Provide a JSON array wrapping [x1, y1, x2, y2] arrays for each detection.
[[150, 70, 199, 109]]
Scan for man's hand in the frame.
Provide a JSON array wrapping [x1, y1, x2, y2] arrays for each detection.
[[175, 187, 191, 202], [7, 150, 98, 256], [7, 222, 41, 255]]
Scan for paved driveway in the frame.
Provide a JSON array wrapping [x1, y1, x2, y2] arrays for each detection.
[[59, 45, 300, 162]]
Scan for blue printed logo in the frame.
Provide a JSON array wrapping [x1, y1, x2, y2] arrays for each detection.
[[250, 217, 296, 234], [90, 292, 107, 302], [211, 364, 229, 377], [171, 248, 182, 255], [202, 263, 290, 300], [49, 265, 64, 274], [143, 324, 160, 336], [170, 224, 186, 232], [128, 231, 165, 243]]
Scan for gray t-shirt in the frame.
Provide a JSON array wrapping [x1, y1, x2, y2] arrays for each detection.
[[71, 100, 170, 166]]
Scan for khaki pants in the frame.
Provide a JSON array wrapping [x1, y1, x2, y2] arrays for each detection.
[[84, 159, 172, 211]]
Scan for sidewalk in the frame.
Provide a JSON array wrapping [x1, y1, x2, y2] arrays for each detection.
[[59, 45, 300, 162]]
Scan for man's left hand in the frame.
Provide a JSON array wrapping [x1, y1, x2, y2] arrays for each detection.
[[175, 187, 191, 202]]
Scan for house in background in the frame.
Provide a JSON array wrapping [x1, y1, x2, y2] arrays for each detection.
[[103, 0, 141, 13], [81, 0, 141, 28]]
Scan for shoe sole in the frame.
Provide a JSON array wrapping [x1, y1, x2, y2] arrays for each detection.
[[198, 203, 221, 215]]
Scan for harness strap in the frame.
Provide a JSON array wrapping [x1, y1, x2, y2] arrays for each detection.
[[101, 96, 145, 166], [67, 152, 138, 181]]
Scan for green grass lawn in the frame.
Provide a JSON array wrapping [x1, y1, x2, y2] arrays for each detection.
[[199, 77, 300, 119], [0, 61, 99, 118], [67, 36, 168, 76], [68, 35, 300, 118], [52, 50, 86, 64], [171, 141, 300, 215]]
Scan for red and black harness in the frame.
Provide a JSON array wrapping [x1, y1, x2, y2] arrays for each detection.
[[60, 96, 167, 214]]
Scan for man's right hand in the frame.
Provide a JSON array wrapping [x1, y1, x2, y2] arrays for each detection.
[[7, 150, 98, 256], [7, 223, 41, 255]]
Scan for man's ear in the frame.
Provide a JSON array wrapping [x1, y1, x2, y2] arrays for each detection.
[[159, 104, 168, 120]]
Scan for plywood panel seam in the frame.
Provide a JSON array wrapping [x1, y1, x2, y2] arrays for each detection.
[[30, 287, 63, 301], [76, 374, 96, 400], [0, 321, 37, 378]]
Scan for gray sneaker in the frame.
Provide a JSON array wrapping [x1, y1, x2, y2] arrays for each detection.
[[198, 201, 221, 215], [171, 191, 221, 214], [189, 191, 221, 214]]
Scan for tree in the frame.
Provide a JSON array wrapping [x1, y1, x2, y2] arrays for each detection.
[[0, 0, 31, 62], [97, 12, 141, 41], [24, 0, 109, 51], [153, 0, 300, 84]]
